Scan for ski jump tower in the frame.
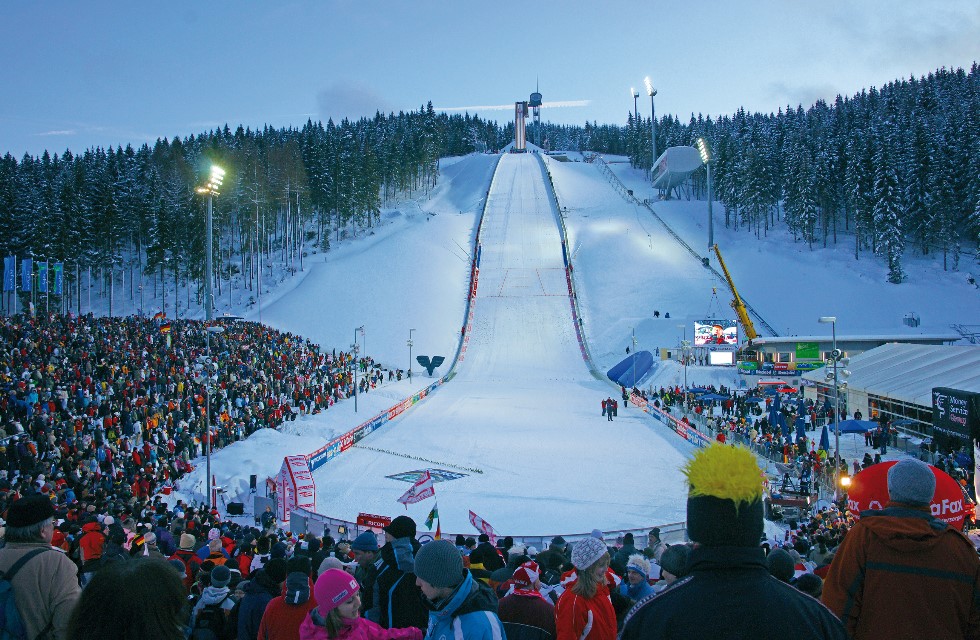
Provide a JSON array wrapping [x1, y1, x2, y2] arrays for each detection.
[[514, 85, 543, 152], [514, 101, 528, 151]]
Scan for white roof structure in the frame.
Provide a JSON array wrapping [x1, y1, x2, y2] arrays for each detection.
[[651, 146, 703, 190], [801, 343, 980, 407]]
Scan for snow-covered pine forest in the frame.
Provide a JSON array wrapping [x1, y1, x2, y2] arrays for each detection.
[[0, 65, 978, 318]]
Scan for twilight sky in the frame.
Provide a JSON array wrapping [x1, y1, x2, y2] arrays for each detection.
[[1, 1, 977, 158]]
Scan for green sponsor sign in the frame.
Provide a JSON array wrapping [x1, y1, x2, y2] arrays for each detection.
[[796, 342, 820, 360]]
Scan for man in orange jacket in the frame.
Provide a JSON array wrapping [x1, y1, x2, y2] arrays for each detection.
[[822, 458, 980, 639]]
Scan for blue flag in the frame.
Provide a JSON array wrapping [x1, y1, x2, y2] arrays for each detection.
[[53, 262, 63, 295], [21, 258, 32, 292], [2, 256, 14, 292], [37, 262, 48, 293]]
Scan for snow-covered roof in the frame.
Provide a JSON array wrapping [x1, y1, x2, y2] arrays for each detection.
[[801, 343, 980, 407], [749, 334, 960, 346]]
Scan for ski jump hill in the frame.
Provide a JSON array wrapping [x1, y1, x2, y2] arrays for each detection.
[[280, 153, 698, 539]]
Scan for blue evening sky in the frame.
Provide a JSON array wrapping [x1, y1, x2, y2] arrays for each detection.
[[1, 1, 976, 158]]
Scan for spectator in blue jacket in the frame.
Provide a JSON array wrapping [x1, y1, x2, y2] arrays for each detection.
[[414, 540, 504, 640]]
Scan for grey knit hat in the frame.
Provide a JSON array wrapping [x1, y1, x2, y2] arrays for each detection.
[[888, 458, 935, 506], [571, 536, 608, 570], [414, 540, 464, 588]]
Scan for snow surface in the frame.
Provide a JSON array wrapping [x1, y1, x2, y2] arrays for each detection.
[[175, 150, 980, 539]]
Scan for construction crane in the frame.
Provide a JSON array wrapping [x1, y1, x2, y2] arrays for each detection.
[[712, 244, 758, 341]]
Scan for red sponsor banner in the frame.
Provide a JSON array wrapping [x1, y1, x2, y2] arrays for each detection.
[[278, 455, 316, 522], [357, 513, 392, 529], [847, 460, 968, 529]]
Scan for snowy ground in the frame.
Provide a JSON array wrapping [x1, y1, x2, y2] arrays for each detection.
[[176, 149, 980, 539]]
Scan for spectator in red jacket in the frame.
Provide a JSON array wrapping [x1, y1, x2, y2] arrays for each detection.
[[555, 537, 616, 640], [258, 569, 317, 640], [498, 560, 555, 640]]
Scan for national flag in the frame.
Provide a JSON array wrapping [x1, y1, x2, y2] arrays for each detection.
[[435, 519, 441, 540], [160, 322, 172, 334], [468, 510, 496, 544], [425, 503, 439, 530], [396, 470, 435, 507], [153, 311, 166, 322]]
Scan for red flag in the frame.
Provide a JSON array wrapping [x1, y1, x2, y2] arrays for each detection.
[[396, 470, 435, 507], [468, 510, 496, 544]]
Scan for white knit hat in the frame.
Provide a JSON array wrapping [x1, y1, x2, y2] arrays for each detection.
[[571, 537, 607, 570]]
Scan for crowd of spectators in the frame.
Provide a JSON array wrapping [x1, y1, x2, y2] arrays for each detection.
[[0, 311, 398, 518]]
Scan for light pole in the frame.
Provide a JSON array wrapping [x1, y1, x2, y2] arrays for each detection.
[[408, 329, 415, 379], [630, 327, 638, 388], [819, 316, 843, 490], [196, 165, 225, 322], [630, 87, 640, 124], [644, 77, 657, 172], [677, 323, 689, 409], [195, 324, 225, 510], [353, 326, 364, 412], [696, 138, 713, 249]]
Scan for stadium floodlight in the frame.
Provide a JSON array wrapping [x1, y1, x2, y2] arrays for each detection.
[[196, 164, 225, 321], [645, 77, 658, 177], [630, 87, 639, 122], [696, 138, 713, 248]]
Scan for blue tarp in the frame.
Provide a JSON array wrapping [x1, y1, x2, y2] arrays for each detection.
[[701, 393, 729, 401], [606, 351, 654, 388], [834, 419, 878, 434]]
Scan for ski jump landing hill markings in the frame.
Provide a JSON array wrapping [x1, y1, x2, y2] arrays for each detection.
[[272, 154, 502, 523]]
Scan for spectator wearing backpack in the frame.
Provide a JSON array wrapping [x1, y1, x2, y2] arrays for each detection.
[[191, 564, 238, 640], [171, 533, 204, 593], [0, 494, 81, 640]]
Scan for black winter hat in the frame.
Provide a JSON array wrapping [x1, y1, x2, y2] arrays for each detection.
[[6, 495, 54, 527], [684, 444, 765, 548], [383, 515, 416, 540]]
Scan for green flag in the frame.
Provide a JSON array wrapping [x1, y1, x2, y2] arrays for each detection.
[[425, 503, 439, 530]]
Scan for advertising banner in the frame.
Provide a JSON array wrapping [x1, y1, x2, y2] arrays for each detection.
[[795, 342, 820, 360], [2, 256, 14, 292], [278, 455, 316, 523], [932, 387, 980, 439]]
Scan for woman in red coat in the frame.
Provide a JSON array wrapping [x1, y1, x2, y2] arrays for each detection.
[[556, 537, 616, 640]]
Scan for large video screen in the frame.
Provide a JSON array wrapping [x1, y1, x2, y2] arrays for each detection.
[[694, 319, 739, 346]]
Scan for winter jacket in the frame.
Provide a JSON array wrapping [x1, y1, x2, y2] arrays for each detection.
[[171, 548, 204, 591], [555, 581, 616, 640], [299, 613, 423, 640], [822, 505, 980, 640], [618, 579, 654, 603], [0, 542, 81, 640], [370, 537, 427, 630], [421, 571, 504, 640], [498, 591, 555, 640], [239, 569, 283, 640], [191, 585, 237, 628], [620, 546, 846, 640], [257, 584, 317, 640], [77, 521, 106, 564]]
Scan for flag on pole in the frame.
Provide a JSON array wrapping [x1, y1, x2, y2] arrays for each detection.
[[425, 502, 439, 530], [21, 258, 32, 292], [396, 470, 435, 507], [52, 262, 63, 295], [3, 256, 15, 292], [37, 262, 48, 293], [468, 510, 496, 544]]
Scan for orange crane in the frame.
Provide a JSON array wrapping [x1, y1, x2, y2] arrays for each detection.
[[713, 244, 758, 341]]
